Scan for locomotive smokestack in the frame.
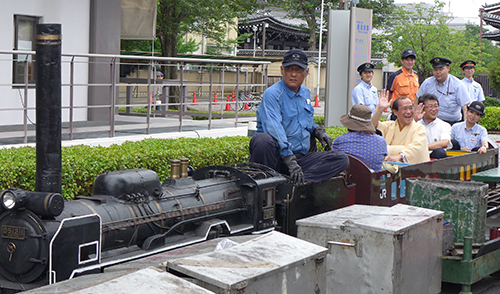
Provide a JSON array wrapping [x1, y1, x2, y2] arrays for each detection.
[[35, 24, 62, 193], [170, 159, 180, 180], [180, 158, 189, 178]]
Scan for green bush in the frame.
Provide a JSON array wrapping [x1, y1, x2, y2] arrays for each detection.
[[0, 137, 250, 199], [480, 107, 500, 131], [0, 125, 350, 199], [483, 97, 500, 107], [313, 116, 324, 126]]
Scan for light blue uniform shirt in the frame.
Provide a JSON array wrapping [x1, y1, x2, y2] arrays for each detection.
[[352, 81, 378, 114], [256, 79, 317, 158], [417, 75, 471, 122], [451, 121, 488, 150], [461, 78, 485, 102]]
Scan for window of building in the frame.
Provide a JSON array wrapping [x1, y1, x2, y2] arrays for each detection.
[[13, 15, 40, 86]]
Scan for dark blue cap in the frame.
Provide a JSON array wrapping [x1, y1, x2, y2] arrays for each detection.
[[282, 49, 308, 69]]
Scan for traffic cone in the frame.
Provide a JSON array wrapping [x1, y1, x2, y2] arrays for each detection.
[[192, 91, 198, 105], [243, 93, 250, 110], [314, 94, 320, 107], [232, 91, 235, 99], [225, 95, 231, 111], [214, 91, 218, 104]]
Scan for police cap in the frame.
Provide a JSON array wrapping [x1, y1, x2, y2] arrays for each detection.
[[357, 62, 375, 74], [429, 57, 451, 68], [460, 60, 476, 69]]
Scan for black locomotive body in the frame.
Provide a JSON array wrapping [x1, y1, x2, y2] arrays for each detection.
[[0, 163, 292, 292], [0, 149, 498, 292]]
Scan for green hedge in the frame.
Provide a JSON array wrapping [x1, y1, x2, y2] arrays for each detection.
[[483, 97, 500, 108], [2, 103, 499, 200], [480, 107, 500, 131], [0, 127, 347, 199]]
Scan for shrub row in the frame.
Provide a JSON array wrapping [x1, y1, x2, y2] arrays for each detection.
[[0, 127, 347, 199], [480, 107, 500, 131], [3, 102, 500, 200]]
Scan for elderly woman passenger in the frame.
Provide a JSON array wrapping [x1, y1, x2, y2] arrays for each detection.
[[332, 104, 388, 171]]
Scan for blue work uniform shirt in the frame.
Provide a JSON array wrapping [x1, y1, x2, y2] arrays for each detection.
[[351, 81, 378, 114], [417, 75, 471, 122], [461, 78, 485, 102], [451, 121, 488, 150], [256, 79, 317, 158]]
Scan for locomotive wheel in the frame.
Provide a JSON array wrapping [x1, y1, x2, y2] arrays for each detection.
[[0, 210, 48, 283]]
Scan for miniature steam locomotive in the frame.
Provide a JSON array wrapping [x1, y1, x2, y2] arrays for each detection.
[[0, 160, 353, 292]]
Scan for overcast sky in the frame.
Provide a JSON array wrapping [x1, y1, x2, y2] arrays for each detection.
[[393, 0, 494, 25]]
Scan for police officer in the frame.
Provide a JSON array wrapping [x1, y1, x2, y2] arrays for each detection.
[[352, 62, 378, 114], [417, 57, 470, 125], [249, 49, 349, 185], [460, 60, 485, 103]]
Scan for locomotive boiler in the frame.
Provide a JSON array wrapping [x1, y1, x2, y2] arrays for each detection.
[[0, 160, 288, 292]]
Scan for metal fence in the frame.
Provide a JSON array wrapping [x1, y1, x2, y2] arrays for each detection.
[[0, 50, 271, 145], [475, 74, 500, 99]]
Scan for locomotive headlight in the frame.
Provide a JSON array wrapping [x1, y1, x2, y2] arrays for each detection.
[[2, 191, 16, 209], [1, 189, 25, 210], [0, 189, 64, 217]]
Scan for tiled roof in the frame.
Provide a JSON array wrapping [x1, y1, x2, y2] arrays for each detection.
[[240, 8, 308, 27], [482, 12, 500, 29]]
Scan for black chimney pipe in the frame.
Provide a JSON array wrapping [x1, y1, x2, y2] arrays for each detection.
[[35, 24, 62, 193]]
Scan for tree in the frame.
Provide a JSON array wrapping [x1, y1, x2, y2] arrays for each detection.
[[374, 0, 481, 80], [156, 0, 258, 75], [463, 24, 497, 73], [177, 35, 200, 54], [268, 0, 395, 51], [489, 48, 500, 92]]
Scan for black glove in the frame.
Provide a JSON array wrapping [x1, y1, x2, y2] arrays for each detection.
[[313, 126, 333, 151], [282, 155, 304, 185]]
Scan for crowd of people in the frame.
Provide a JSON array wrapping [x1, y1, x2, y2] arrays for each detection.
[[248, 48, 492, 185]]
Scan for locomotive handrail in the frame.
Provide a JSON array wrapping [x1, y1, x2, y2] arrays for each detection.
[[141, 208, 247, 250]]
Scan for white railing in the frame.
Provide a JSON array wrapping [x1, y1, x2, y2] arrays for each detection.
[[0, 50, 271, 144]]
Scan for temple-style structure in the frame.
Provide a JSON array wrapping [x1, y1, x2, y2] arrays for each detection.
[[237, 8, 323, 58], [481, 2, 500, 41]]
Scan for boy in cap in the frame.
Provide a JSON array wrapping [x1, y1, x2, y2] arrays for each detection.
[[351, 62, 378, 113], [332, 104, 387, 171], [417, 57, 470, 125], [450, 101, 489, 154], [386, 49, 420, 107], [249, 49, 349, 184], [460, 60, 485, 103]]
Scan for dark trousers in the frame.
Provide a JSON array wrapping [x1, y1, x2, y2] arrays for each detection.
[[430, 148, 447, 159], [443, 120, 460, 126], [249, 133, 349, 183], [451, 139, 481, 152]]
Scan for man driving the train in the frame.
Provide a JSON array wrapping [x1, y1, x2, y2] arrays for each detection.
[[371, 90, 430, 163], [249, 49, 349, 185]]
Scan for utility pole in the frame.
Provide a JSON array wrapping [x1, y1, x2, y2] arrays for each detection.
[[316, 0, 325, 103]]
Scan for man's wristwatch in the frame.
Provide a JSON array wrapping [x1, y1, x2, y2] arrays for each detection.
[[399, 152, 407, 163]]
